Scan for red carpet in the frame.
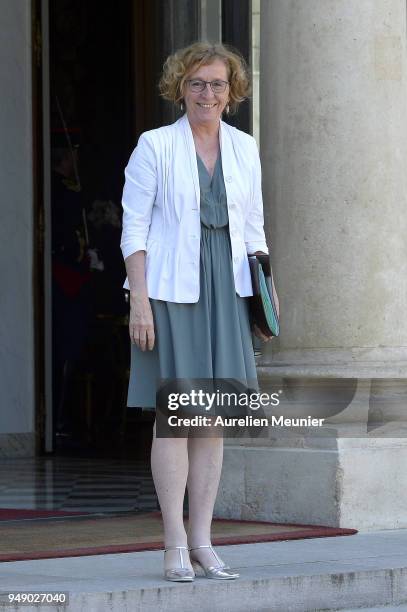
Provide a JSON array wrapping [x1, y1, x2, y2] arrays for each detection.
[[0, 511, 357, 562]]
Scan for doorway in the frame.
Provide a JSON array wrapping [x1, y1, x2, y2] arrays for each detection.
[[45, 0, 154, 459]]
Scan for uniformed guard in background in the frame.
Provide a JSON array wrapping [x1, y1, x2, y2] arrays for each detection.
[[51, 126, 92, 442]]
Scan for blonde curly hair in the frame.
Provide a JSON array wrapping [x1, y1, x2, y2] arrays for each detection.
[[158, 42, 251, 115]]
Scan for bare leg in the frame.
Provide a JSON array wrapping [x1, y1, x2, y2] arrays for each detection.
[[150, 421, 193, 572], [186, 433, 224, 567]]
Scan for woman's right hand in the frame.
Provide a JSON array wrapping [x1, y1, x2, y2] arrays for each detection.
[[129, 292, 155, 351]]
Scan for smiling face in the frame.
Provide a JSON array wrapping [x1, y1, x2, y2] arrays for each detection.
[[182, 58, 230, 128]]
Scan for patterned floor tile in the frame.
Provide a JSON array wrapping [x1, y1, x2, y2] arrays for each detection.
[[0, 456, 158, 513]]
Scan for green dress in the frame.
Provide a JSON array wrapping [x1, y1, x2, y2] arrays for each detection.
[[127, 151, 258, 411]]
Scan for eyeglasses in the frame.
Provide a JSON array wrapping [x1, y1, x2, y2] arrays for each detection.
[[186, 79, 229, 93]]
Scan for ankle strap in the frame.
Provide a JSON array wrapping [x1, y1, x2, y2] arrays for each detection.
[[189, 544, 222, 566], [164, 546, 189, 569]]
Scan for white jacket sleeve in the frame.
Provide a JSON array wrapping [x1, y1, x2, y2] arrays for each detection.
[[120, 132, 158, 260], [244, 138, 269, 255]]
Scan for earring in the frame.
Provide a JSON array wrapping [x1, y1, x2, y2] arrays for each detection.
[[180, 101, 184, 112], [226, 104, 230, 115]]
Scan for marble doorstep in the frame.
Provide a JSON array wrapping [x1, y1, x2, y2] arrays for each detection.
[[0, 456, 158, 513], [1, 530, 407, 611]]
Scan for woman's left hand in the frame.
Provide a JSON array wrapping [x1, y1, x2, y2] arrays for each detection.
[[253, 323, 272, 342]]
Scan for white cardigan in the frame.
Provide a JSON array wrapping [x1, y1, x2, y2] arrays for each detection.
[[120, 113, 269, 302]]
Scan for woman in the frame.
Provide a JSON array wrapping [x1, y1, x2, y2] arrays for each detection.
[[120, 42, 279, 582]]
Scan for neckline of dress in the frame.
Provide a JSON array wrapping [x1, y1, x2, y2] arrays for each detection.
[[196, 151, 220, 181]]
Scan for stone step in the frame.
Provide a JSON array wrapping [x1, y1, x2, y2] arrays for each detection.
[[1, 530, 407, 611], [339, 607, 407, 612]]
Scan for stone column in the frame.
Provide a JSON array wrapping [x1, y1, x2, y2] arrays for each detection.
[[261, 0, 407, 374], [215, 0, 407, 529]]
